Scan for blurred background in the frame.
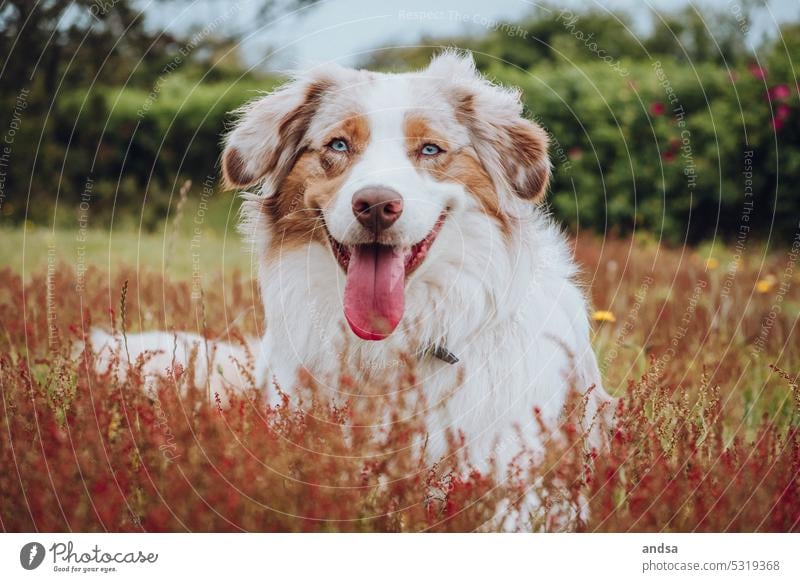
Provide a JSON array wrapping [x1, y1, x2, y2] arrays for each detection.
[[3, 1, 800, 534], [0, 0, 798, 273]]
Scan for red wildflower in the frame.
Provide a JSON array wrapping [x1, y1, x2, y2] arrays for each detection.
[[649, 102, 666, 116], [748, 63, 767, 80], [661, 150, 675, 162], [776, 103, 791, 120], [567, 147, 583, 160], [765, 84, 791, 102]]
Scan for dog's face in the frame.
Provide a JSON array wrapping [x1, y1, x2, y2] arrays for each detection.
[[222, 52, 550, 341]]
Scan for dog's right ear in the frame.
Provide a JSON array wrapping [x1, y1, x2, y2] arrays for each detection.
[[221, 74, 334, 193], [426, 51, 551, 206]]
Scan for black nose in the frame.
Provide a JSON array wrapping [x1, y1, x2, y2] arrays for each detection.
[[351, 186, 404, 235]]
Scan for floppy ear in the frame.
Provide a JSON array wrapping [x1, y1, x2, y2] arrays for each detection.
[[221, 74, 334, 193], [426, 51, 551, 204]]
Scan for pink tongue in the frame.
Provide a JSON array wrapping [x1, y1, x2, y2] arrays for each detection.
[[343, 245, 405, 340]]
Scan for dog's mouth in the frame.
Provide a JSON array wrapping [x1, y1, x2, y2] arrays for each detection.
[[325, 212, 447, 341]]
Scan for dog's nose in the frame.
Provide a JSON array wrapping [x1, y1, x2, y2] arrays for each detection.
[[351, 187, 403, 235]]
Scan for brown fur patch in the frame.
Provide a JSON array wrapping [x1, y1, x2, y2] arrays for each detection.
[[452, 91, 550, 203], [221, 147, 253, 190], [403, 115, 451, 167], [263, 153, 324, 259], [501, 121, 550, 201], [221, 79, 333, 190], [453, 91, 475, 126], [433, 150, 511, 237], [404, 114, 510, 236], [264, 113, 371, 260], [338, 115, 371, 152]]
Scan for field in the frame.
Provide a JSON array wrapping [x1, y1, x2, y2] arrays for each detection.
[[0, 224, 798, 532]]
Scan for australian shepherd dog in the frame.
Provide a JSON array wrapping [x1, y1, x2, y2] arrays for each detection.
[[92, 52, 612, 508]]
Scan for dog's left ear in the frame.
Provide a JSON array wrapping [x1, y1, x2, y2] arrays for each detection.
[[220, 70, 338, 194], [427, 52, 551, 204]]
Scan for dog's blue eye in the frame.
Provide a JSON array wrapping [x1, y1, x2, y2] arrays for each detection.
[[420, 143, 442, 156], [328, 138, 349, 152]]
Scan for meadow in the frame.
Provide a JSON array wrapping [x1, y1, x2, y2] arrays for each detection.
[[1, 0, 798, 538], [1, 221, 797, 532]]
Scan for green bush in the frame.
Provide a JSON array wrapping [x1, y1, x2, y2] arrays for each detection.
[[361, 13, 799, 246], [370, 47, 797, 245], [506, 54, 796, 244], [4, 15, 798, 245], [38, 74, 279, 230]]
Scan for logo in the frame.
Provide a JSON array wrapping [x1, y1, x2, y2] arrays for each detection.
[[20, 542, 46, 570]]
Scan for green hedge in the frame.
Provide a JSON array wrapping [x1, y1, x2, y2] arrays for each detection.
[[40, 75, 278, 229], [492, 58, 796, 244], [7, 52, 799, 245]]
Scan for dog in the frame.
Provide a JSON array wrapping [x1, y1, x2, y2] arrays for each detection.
[[222, 51, 612, 467], [93, 51, 611, 484]]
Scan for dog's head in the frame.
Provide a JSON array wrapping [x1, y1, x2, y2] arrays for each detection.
[[222, 52, 550, 341]]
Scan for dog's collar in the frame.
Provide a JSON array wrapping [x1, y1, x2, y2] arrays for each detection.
[[421, 343, 460, 365]]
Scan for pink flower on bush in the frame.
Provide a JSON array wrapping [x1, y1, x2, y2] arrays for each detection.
[[765, 84, 791, 102], [772, 103, 791, 131], [650, 102, 666, 116], [748, 63, 767, 80], [776, 103, 791, 120]]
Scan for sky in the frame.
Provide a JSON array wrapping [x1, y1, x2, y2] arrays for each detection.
[[149, 0, 800, 71]]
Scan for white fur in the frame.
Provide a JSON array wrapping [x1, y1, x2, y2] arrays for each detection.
[[234, 53, 613, 473], [253, 209, 607, 467], [92, 54, 612, 512], [86, 328, 256, 402]]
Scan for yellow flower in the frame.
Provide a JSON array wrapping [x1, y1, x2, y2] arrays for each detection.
[[592, 310, 617, 323], [705, 257, 719, 270], [755, 275, 777, 294]]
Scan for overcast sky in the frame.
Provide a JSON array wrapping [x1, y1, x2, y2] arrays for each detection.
[[150, 0, 799, 71]]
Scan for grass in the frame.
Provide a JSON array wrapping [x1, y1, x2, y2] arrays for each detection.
[[0, 225, 252, 281], [0, 224, 798, 532], [0, 195, 252, 280]]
